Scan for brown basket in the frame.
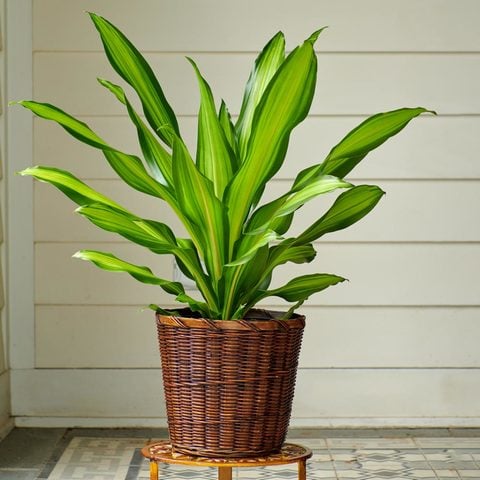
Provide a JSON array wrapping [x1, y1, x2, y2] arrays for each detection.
[[156, 309, 305, 458]]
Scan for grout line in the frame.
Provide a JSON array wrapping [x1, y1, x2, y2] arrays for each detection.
[[412, 436, 442, 480], [324, 437, 340, 480], [30, 304, 480, 308], [32, 303, 480, 309], [32, 50, 480, 55], [29, 366, 480, 371], [32, 176, 480, 182], [33, 240, 480, 245], [32, 112, 480, 119]]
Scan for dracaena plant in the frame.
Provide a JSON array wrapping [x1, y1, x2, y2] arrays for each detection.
[[15, 13, 433, 320]]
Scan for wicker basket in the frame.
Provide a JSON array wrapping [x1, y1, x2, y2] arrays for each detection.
[[156, 309, 305, 458]]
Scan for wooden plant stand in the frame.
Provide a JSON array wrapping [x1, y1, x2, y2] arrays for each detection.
[[141, 441, 312, 480]]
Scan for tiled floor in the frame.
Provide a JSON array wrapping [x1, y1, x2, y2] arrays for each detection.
[[0, 428, 479, 479]]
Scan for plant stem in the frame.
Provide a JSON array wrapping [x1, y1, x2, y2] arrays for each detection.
[[175, 250, 219, 313], [221, 266, 244, 319]]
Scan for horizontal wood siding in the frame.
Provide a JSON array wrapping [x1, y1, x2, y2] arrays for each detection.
[[20, 0, 480, 426], [34, 53, 480, 115]]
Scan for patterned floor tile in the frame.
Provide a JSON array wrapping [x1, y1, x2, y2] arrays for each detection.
[[435, 469, 461, 478], [0, 470, 39, 480], [415, 438, 480, 448], [287, 438, 328, 449], [46, 437, 146, 479], [329, 448, 436, 479], [136, 462, 219, 479], [326, 438, 416, 449], [47, 462, 130, 480], [35, 434, 480, 480], [458, 470, 480, 478]]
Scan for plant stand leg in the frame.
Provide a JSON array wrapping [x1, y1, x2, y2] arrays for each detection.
[[150, 459, 159, 480], [218, 466, 232, 480], [298, 459, 307, 480]]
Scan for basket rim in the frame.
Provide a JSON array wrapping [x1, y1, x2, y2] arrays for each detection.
[[156, 308, 305, 331]]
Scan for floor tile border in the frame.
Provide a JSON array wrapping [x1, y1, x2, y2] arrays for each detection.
[[24, 428, 480, 479]]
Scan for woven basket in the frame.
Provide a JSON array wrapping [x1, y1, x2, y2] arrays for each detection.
[[156, 308, 305, 458]]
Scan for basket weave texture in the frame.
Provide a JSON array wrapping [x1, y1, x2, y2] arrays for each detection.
[[156, 310, 305, 458]]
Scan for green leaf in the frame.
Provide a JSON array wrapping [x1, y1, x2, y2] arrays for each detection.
[[17, 18, 431, 320], [73, 249, 184, 294], [16, 99, 173, 201], [246, 175, 351, 235], [16, 100, 212, 287], [226, 31, 323, 253], [171, 135, 227, 282], [226, 229, 281, 267], [293, 185, 385, 245], [15, 100, 115, 151], [268, 242, 317, 269], [18, 166, 125, 210], [218, 101, 238, 158], [226, 175, 347, 307], [295, 107, 435, 186], [76, 204, 177, 254], [174, 293, 212, 317], [74, 249, 213, 316], [259, 273, 346, 303], [223, 175, 346, 313], [103, 150, 173, 200], [226, 246, 271, 319], [235, 31, 285, 160], [175, 239, 219, 314], [235, 242, 317, 316], [77, 204, 219, 312], [187, 58, 235, 199], [89, 12, 179, 146], [98, 78, 173, 186]]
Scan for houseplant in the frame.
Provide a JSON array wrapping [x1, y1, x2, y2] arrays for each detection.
[[15, 13, 433, 457]]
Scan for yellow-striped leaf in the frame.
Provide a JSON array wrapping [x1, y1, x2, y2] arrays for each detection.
[[235, 31, 285, 160], [18, 166, 125, 210], [73, 249, 183, 295], [89, 12, 179, 146], [295, 107, 435, 186], [76, 204, 177, 254], [225, 30, 323, 252], [172, 135, 227, 283], [15, 100, 112, 150], [246, 175, 351, 235], [188, 58, 235, 199], [293, 185, 385, 245], [16, 100, 172, 201], [97, 78, 173, 186], [218, 101, 238, 158], [259, 273, 346, 303]]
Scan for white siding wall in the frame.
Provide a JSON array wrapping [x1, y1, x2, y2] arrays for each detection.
[[9, 0, 480, 427], [0, 0, 12, 439]]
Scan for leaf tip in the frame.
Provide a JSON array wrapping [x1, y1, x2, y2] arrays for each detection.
[[185, 56, 201, 76], [17, 166, 35, 176], [272, 30, 286, 42], [146, 304, 160, 312], [86, 11, 99, 20], [416, 107, 437, 116], [306, 26, 328, 45]]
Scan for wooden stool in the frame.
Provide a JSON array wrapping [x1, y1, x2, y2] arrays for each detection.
[[141, 441, 312, 480]]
